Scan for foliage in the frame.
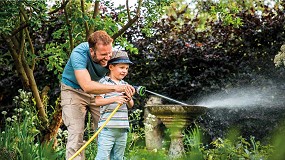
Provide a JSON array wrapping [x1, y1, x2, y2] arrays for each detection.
[[0, 1, 48, 35], [84, 140, 97, 160], [0, 89, 64, 160], [183, 125, 204, 159], [266, 119, 285, 160], [41, 42, 69, 81], [205, 136, 274, 160], [0, 0, 49, 68], [124, 121, 275, 160], [126, 148, 169, 160], [127, 0, 285, 104], [127, 109, 145, 150]]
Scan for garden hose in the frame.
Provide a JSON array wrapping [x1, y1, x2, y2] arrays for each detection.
[[134, 85, 146, 96], [68, 103, 123, 160], [135, 85, 188, 105]]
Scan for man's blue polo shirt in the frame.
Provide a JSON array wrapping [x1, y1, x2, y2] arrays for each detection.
[[61, 42, 108, 89]]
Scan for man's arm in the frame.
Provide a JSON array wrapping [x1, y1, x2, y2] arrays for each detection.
[[75, 69, 117, 94], [75, 69, 135, 96]]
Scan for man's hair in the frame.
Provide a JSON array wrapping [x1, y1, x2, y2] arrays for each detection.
[[88, 30, 113, 50]]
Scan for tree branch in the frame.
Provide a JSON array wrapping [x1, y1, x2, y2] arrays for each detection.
[[24, 27, 36, 70], [10, 36, 19, 51], [112, 0, 143, 40], [1, 35, 29, 88], [63, 2, 74, 51], [92, 1, 100, 19], [136, 0, 142, 16], [90, 1, 100, 35], [21, 51, 49, 130], [81, 0, 90, 40], [19, 0, 36, 71], [48, 0, 70, 15], [10, 22, 29, 37], [126, 0, 131, 20], [19, 15, 25, 62], [112, 15, 139, 40], [41, 97, 62, 145]]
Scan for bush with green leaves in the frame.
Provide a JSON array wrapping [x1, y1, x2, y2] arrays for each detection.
[[204, 136, 274, 160], [0, 89, 64, 160], [127, 0, 285, 105]]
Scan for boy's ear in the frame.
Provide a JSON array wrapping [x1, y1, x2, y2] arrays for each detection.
[[109, 64, 114, 70]]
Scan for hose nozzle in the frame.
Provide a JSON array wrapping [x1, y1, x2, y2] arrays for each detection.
[[134, 86, 146, 96]]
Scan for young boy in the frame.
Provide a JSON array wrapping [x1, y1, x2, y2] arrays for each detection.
[[95, 50, 134, 160]]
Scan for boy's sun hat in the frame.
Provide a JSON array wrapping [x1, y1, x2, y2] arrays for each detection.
[[108, 50, 133, 64]]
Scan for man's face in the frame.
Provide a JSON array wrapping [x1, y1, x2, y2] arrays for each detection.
[[90, 42, 112, 67]]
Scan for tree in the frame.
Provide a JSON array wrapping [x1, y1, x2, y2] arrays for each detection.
[[0, 0, 51, 138], [0, 0, 143, 145]]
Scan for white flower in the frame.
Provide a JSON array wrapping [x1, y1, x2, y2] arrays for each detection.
[[12, 115, 17, 120], [150, 114, 156, 119], [133, 109, 142, 114], [27, 92, 32, 97], [1, 111, 7, 115], [146, 113, 156, 121], [136, 109, 142, 113], [25, 111, 30, 115], [63, 130, 68, 137], [6, 117, 12, 122], [144, 123, 154, 132]]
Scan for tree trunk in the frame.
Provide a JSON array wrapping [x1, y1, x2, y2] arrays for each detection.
[[4, 34, 49, 140], [41, 99, 62, 147]]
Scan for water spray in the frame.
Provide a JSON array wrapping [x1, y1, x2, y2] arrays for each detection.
[[134, 86, 189, 105]]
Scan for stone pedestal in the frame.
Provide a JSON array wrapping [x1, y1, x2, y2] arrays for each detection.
[[144, 96, 163, 150], [147, 103, 207, 159], [169, 132, 185, 159]]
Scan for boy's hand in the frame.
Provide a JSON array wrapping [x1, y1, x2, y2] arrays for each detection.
[[114, 95, 129, 104]]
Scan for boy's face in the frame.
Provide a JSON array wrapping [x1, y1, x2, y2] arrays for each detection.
[[109, 63, 130, 81]]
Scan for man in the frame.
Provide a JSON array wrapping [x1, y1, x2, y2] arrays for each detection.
[[60, 30, 135, 160]]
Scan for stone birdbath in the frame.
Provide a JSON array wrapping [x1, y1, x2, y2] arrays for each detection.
[[146, 104, 207, 159]]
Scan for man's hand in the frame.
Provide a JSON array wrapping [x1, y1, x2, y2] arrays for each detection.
[[115, 84, 135, 98]]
